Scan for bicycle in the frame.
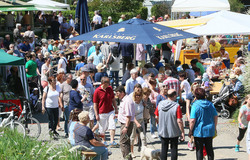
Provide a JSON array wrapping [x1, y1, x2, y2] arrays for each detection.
[[0, 102, 26, 136], [18, 97, 41, 139]]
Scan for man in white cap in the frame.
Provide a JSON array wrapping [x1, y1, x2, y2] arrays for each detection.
[[105, 16, 114, 27], [125, 68, 144, 95], [118, 14, 126, 23]]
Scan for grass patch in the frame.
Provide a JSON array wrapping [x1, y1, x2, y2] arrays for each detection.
[[232, 108, 239, 123], [0, 128, 81, 160]]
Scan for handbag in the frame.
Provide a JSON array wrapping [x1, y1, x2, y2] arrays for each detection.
[[228, 95, 238, 106]]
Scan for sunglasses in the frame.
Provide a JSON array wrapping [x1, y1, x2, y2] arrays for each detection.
[[80, 79, 86, 81]]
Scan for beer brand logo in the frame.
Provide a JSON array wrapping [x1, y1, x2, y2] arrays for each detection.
[[153, 27, 161, 32], [117, 28, 125, 32]]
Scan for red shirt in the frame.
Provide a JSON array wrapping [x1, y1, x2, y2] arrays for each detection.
[[93, 85, 114, 114], [154, 105, 182, 119]]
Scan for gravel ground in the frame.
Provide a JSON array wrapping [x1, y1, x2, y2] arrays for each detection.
[[32, 112, 248, 160]]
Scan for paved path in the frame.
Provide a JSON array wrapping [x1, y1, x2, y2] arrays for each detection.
[[33, 112, 248, 160]]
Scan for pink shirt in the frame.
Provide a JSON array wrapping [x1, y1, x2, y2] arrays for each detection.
[[149, 89, 159, 106], [136, 43, 146, 61], [118, 95, 135, 124]]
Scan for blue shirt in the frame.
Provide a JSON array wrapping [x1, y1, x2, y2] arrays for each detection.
[[155, 62, 164, 71], [92, 52, 104, 66], [20, 43, 30, 52], [118, 43, 134, 57], [68, 121, 77, 146], [36, 58, 44, 74], [88, 46, 96, 57], [69, 90, 83, 113], [233, 79, 244, 97], [156, 94, 167, 107], [75, 62, 85, 71], [125, 78, 139, 95], [48, 44, 53, 54], [190, 99, 217, 138], [95, 72, 108, 82]]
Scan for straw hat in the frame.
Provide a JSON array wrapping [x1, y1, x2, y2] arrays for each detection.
[[96, 63, 106, 70]]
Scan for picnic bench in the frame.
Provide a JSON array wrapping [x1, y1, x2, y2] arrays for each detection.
[[210, 81, 230, 95], [81, 151, 97, 160]]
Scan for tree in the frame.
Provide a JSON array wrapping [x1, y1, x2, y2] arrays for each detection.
[[151, 3, 169, 18], [229, 0, 245, 12]]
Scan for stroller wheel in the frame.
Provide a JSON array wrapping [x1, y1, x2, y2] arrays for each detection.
[[220, 109, 230, 119]]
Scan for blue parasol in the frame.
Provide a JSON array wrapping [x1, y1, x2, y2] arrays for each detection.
[[69, 18, 198, 45], [75, 0, 90, 34]]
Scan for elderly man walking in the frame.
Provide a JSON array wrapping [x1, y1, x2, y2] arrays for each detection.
[[116, 85, 135, 160], [155, 89, 185, 160], [93, 77, 118, 146]]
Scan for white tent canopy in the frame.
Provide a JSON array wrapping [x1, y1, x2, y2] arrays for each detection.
[[171, 0, 230, 12], [28, 0, 70, 9], [186, 10, 250, 36]]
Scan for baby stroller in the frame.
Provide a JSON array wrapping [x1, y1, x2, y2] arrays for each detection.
[[212, 83, 237, 119]]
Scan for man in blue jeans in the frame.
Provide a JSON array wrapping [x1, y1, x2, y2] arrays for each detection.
[[60, 73, 72, 138], [155, 89, 185, 160]]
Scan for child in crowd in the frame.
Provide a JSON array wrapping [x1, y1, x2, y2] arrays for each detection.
[[235, 95, 250, 152]]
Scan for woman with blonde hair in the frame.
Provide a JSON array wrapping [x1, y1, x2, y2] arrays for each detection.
[[74, 111, 109, 160], [130, 87, 147, 158], [186, 82, 201, 150]]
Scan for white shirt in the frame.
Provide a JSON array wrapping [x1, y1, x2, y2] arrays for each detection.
[[69, 19, 75, 28], [77, 42, 86, 56], [200, 43, 208, 54], [58, 57, 67, 73], [93, 15, 102, 24], [44, 85, 61, 108], [58, 15, 63, 24], [134, 101, 144, 120], [109, 55, 120, 71], [181, 80, 191, 99], [41, 64, 49, 81]]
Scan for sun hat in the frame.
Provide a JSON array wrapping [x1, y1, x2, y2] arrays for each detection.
[[96, 63, 106, 70]]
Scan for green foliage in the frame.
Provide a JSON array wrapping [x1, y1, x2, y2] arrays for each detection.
[[0, 128, 81, 160], [138, 7, 148, 20], [242, 53, 250, 94], [229, 0, 245, 12], [88, 0, 146, 23], [151, 3, 169, 18], [62, 10, 76, 19], [232, 108, 239, 122]]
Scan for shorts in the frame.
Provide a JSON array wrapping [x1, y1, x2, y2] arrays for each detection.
[[83, 105, 95, 121], [99, 110, 116, 134], [138, 60, 145, 68]]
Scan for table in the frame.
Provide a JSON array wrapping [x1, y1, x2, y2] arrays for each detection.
[[210, 81, 230, 95]]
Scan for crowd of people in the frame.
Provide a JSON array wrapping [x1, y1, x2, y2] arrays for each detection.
[[0, 10, 249, 160]]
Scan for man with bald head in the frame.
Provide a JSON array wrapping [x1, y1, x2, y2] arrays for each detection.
[[155, 89, 185, 160]]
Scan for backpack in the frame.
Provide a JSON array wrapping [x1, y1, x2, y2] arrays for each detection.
[[62, 57, 71, 73], [111, 46, 119, 57]]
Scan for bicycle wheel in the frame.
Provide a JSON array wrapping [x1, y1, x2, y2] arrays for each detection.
[[4, 121, 26, 137], [19, 117, 41, 139]]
